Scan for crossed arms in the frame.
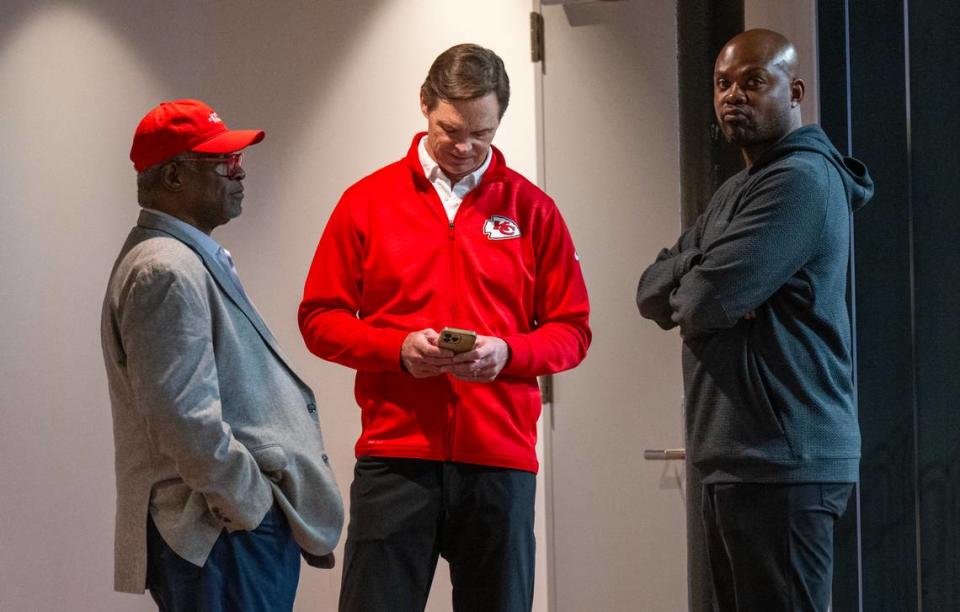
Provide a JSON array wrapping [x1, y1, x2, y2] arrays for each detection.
[[636, 165, 828, 339]]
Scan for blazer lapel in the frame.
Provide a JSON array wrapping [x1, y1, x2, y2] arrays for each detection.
[[135, 211, 298, 377]]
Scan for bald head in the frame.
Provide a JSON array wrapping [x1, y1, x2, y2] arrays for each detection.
[[713, 29, 805, 165], [717, 29, 799, 80]]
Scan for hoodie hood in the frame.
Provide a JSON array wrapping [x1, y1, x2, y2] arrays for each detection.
[[749, 124, 874, 212]]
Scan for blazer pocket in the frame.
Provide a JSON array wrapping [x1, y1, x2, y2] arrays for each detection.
[[250, 443, 289, 482]]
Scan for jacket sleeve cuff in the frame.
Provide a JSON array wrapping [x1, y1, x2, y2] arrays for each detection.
[[222, 475, 274, 532], [501, 334, 533, 376], [670, 279, 735, 339], [372, 328, 409, 371], [673, 249, 702, 283]]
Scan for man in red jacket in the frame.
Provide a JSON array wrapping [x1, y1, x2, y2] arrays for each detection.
[[299, 43, 591, 612]]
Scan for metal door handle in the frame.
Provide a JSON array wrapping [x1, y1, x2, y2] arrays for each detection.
[[642, 448, 686, 460]]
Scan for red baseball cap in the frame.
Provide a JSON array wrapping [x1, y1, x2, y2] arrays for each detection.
[[130, 99, 265, 172]]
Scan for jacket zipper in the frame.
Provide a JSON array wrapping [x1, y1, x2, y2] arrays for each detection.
[[445, 216, 458, 461]]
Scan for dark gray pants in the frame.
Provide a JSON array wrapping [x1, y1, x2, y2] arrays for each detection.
[[339, 457, 536, 612], [702, 482, 854, 612]]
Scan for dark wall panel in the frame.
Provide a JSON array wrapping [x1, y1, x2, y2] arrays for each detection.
[[819, 0, 919, 610], [815, 6, 861, 609], [847, 1, 918, 610], [910, 1, 960, 609], [677, 0, 743, 227], [676, 2, 743, 610], [820, 0, 960, 609]]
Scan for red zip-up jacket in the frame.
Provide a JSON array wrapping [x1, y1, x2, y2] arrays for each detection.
[[299, 134, 591, 473]]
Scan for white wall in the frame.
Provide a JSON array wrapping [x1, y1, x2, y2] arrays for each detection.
[[745, 0, 820, 124], [536, 1, 688, 610], [0, 2, 539, 610]]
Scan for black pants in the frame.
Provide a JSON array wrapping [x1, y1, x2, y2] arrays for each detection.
[[702, 482, 854, 612], [338, 457, 536, 612], [146, 505, 301, 612]]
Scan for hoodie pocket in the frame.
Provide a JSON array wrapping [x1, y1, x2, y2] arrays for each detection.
[[744, 351, 796, 458]]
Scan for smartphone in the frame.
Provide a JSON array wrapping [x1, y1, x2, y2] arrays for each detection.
[[438, 327, 477, 353]]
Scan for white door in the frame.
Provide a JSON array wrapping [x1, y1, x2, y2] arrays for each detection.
[[536, 2, 688, 610]]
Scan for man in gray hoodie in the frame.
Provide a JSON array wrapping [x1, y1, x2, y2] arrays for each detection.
[[637, 29, 873, 612]]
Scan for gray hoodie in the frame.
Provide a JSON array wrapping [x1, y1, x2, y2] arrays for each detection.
[[637, 125, 874, 484]]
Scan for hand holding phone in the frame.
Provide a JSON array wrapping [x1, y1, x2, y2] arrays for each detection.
[[441, 334, 510, 383]]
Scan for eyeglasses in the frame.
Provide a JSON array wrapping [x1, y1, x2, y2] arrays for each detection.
[[178, 152, 244, 179]]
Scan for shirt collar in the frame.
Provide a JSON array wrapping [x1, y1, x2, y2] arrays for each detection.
[[141, 208, 224, 261], [418, 136, 492, 191]]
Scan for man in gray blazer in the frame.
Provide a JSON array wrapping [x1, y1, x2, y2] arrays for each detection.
[[101, 99, 343, 611]]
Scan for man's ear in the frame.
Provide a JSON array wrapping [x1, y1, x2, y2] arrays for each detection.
[[790, 78, 806, 108], [159, 161, 184, 192]]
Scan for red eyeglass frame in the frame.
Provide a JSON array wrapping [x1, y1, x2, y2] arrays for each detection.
[[178, 152, 244, 179]]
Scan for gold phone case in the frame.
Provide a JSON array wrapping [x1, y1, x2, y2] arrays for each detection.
[[438, 327, 477, 353]]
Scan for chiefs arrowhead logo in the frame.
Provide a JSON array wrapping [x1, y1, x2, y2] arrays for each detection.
[[483, 215, 521, 240]]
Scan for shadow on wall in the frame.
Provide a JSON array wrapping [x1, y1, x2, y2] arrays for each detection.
[[0, 0, 381, 165], [1, 3, 541, 611], [0, 0, 392, 396], [0, 2, 380, 611]]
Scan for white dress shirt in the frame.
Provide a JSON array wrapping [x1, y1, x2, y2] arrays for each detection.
[[418, 136, 492, 223]]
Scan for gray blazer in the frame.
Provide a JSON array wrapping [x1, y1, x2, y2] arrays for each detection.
[[101, 210, 343, 593]]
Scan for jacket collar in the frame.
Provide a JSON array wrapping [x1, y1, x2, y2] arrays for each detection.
[[135, 209, 295, 375], [404, 132, 508, 190]]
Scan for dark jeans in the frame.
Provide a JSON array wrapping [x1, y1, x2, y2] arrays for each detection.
[[339, 457, 536, 612], [146, 505, 301, 612], [702, 482, 854, 612]]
